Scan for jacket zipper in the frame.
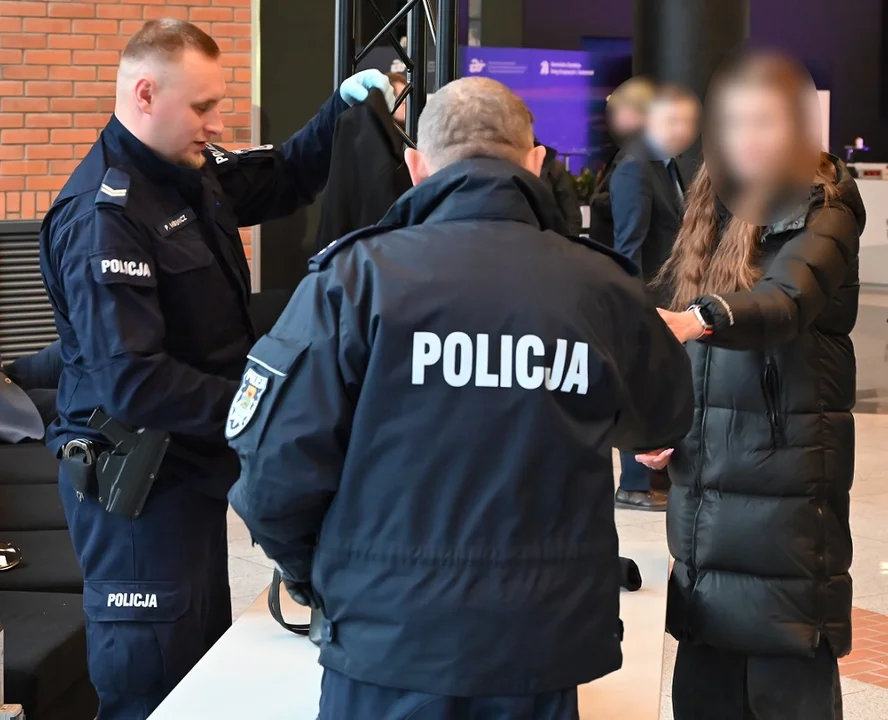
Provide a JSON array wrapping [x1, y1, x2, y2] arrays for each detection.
[[688, 346, 711, 592], [763, 356, 786, 447]]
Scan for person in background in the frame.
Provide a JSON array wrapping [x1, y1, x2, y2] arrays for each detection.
[[587, 76, 655, 247], [609, 82, 700, 511], [537, 139, 584, 236], [642, 50, 862, 720], [227, 76, 694, 720]]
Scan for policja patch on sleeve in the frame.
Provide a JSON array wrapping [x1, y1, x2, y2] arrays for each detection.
[[225, 367, 270, 439]]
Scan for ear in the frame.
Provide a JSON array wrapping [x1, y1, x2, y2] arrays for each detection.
[[522, 144, 548, 177], [133, 77, 156, 115], [405, 148, 432, 186]]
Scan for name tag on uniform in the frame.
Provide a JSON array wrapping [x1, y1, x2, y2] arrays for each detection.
[[156, 208, 197, 237]]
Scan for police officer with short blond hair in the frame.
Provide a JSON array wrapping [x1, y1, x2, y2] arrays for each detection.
[[39, 18, 393, 720], [228, 76, 693, 720]]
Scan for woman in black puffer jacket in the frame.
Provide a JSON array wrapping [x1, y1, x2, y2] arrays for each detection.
[[643, 52, 864, 720]]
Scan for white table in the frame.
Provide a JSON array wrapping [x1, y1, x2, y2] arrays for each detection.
[[150, 538, 669, 720]]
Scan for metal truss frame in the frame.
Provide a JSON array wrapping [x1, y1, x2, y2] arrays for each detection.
[[335, 0, 460, 147]]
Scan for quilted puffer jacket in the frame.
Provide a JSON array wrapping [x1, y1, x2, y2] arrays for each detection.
[[666, 155, 865, 659]]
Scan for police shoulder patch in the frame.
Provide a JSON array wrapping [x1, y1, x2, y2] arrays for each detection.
[[308, 223, 400, 272], [566, 235, 640, 277], [95, 168, 131, 210], [225, 367, 270, 439]]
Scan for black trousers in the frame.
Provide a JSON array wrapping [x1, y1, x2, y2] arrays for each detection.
[[672, 641, 843, 720]]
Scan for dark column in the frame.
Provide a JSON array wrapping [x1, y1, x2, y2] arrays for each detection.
[[255, 1, 335, 293], [633, 0, 750, 104]]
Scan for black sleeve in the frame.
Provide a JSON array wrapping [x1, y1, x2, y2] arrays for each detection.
[[694, 203, 860, 351], [51, 209, 238, 435], [211, 92, 349, 228], [227, 269, 365, 584], [548, 160, 584, 235], [609, 279, 695, 453], [7, 339, 63, 390]]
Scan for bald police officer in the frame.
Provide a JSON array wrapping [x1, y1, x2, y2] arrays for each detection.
[[227, 77, 694, 719], [39, 19, 393, 720]]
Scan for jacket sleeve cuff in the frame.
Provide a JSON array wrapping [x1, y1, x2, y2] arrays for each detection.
[[693, 294, 736, 332]]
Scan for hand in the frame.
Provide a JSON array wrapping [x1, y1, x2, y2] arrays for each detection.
[[340, 69, 396, 111], [635, 448, 674, 470], [657, 308, 705, 344], [281, 577, 322, 610]]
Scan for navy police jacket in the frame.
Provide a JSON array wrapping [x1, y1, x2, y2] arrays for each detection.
[[40, 93, 347, 496], [227, 158, 694, 695]]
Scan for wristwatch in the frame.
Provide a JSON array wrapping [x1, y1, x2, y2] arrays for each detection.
[[687, 304, 714, 339]]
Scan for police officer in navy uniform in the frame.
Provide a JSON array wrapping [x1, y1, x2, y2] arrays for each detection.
[[227, 77, 695, 720], [38, 19, 394, 720]]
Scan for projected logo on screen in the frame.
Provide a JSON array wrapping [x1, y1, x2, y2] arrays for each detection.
[[467, 58, 486, 74]]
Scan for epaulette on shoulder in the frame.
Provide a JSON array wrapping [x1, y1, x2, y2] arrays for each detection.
[[567, 235, 640, 277], [94, 168, 131, 210], [308, 224, 400, 272]]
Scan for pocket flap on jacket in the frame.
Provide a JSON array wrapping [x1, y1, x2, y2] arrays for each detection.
[[83, 579, 191, 623]]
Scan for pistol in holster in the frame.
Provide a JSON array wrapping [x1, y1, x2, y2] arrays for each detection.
[[62, 409, 171, 519]]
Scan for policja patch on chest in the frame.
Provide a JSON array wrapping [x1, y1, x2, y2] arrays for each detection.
[[225, 368, 270, 439]]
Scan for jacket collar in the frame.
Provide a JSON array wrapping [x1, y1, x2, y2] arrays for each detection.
[[104, 114, 204, 201], [379, 157, 568, 234]]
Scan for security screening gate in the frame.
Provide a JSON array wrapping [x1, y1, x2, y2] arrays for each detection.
[[266, 0, 461, 641]]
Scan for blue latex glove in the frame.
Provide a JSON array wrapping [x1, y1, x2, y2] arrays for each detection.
[[340, 69, 396, 111]]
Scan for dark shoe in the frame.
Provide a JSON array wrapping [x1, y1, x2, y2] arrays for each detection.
[[615, 489, 667, 512], [649, 469, 672, 492]]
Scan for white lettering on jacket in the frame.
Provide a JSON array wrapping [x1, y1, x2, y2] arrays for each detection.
[[100, 259, 153, 277], [412, 332, 589, 395], [205, 143, 229, 165], [106, 592, 159, 608]]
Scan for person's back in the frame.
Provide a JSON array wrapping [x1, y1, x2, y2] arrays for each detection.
[[227, 77, 694, 719]]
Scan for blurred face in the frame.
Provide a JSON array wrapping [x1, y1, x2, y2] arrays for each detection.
[[609, 104, 646, 139], [715, 85, 798, 186], [134, 49, 226, 168], [647, 97, 699, 158]]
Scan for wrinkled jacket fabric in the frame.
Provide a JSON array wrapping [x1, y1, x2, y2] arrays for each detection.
[[666, 157, 865, 659]]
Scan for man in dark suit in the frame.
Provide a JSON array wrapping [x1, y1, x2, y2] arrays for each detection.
[[610, 83, 700, 511]]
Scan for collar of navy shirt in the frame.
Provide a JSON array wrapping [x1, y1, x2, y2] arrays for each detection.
[[378, 156, 569, 234], [105, 114, 205, 206]]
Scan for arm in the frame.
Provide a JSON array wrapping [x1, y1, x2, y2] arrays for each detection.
[[610, 158, 653, 268], [53, 210, 238, 434], [693, 203, 860, 350], [7, 339, 63, 390], [211, 92, 349, 227], [610, 278, 695, 453], [227, 271, 361, 584]]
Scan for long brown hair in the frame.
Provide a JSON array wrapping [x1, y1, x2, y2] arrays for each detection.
[[659, 154, 838, 310]]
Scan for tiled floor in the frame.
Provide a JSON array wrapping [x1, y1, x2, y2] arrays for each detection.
[[226, 290, 888, 718]]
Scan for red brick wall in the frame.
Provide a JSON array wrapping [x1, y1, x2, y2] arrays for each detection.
[[0, 0, 254, 256]]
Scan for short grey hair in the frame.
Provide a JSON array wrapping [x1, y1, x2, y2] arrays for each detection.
[[417, 77, 535, 171]]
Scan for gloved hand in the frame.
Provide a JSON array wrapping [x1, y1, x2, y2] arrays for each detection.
[[281, 576, 322, 610], [340, 69, 396, 111]]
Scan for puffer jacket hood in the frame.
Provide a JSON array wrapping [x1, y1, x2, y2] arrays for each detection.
[[666, 155, 861, 659]]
